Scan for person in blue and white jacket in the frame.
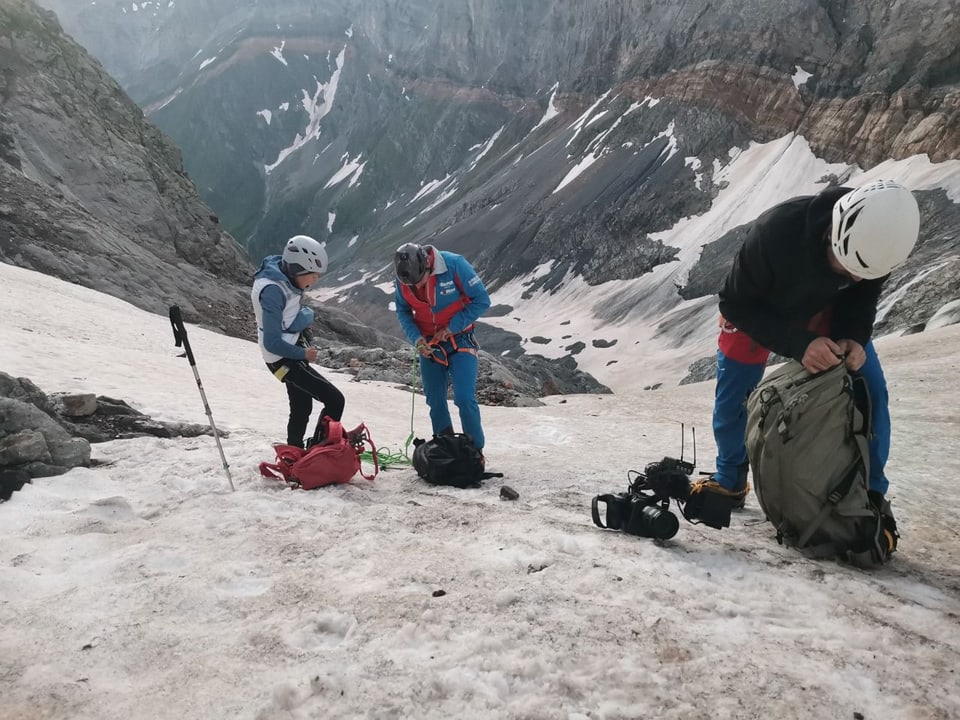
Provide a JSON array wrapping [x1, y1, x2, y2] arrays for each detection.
[[394, 243, 491, 456], [251, 235, 344, 448]]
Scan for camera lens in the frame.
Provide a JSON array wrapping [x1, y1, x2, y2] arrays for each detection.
[[630, 503, 679, 539]]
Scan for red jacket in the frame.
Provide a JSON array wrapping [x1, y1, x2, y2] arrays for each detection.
[[394, 248, 491, 341]]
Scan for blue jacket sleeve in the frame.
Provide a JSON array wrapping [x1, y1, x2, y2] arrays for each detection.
[[394, 282, 422, 344], [446, 256, 491, 334], [258, 285, 307, 360], [287, 306, 314, 333]]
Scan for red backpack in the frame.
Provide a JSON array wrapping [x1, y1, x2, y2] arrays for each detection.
[[259, 418, 378, 489]]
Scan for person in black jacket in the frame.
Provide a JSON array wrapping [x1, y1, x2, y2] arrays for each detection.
[[688, 181, 920, 530]]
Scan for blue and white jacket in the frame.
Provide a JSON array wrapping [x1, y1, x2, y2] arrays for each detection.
[[251, 255, 314, 363], [394, 247, 491, 344]]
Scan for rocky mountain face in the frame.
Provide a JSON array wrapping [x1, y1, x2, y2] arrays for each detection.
[[34, 1, 959, 347], [0, 0, 254, 336], [17, 0, 960, 389], [0, 0, 606, 402]]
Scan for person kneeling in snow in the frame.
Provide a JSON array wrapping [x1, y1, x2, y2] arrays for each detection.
[[251, 235, 345, 448], [393, 242, 491, 462], [693, 181, 920, 532]]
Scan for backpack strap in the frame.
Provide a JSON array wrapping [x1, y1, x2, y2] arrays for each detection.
[[325, 419, 345, 444], [259, 444, 304, 483], [795, 452, 866, 548], [795, 391, 872, 549], [259, 461, 290, 481]]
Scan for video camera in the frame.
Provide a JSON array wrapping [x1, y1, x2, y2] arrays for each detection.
[[591, 426, 698, 541]]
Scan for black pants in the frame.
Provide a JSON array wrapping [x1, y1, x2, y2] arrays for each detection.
[[267, 360, 345, 447]]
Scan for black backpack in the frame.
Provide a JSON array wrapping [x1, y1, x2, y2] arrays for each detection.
[[412, 433, 502, 488]]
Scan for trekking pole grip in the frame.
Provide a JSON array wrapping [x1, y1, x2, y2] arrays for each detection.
[[168, 305, 197, 366]]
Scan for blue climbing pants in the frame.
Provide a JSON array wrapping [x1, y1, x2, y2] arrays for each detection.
[[419, 347, 485, 450]]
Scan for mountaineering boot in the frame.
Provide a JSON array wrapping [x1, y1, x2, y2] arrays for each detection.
[[732, 462, 750, 510], [690, 461, 750, 515], [306, 418, 328, 449], [681, 478, 750, 529], [868, 490, 899, 558]]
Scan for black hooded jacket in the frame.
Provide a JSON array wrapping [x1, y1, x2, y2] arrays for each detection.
[[718, 187, 886, 362]]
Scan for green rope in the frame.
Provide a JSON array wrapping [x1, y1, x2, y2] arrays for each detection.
[[358, 348, 420, 469]]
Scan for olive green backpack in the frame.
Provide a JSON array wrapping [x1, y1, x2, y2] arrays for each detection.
[[746, 361, 893, 566]]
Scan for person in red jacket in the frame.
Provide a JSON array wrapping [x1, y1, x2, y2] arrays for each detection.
[[394, 243, 492, 453], [690, 181, 920, 532]]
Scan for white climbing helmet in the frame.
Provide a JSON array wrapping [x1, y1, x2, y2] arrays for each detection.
[[830, 180, 920, 280], [282, 235, 327, 276]]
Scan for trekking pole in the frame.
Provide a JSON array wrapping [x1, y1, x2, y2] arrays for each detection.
[[168, 305, 235, 491]]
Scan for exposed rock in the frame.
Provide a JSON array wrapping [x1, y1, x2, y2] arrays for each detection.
[[0, 396, 91, 471], [0, 371, 220, 485], [34, 0, 957, 291], [0, 0, 256, 341], [7, 0, 956, 398], [680, 225, 751, 301], [0, 0, 607, 399], [680, 351, 792, 385], [61, 398, 218, 443], [0, 373, 56, 415], [0, 429, 51, 465], [679, 356, 719, 386], [315, 344, 610, 408], [486, 304, 513, 317], [53, 392, 97, 417], [925, 299, 960, 331], [20, 461, 70, 479], [0, 469, 31, 502]]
